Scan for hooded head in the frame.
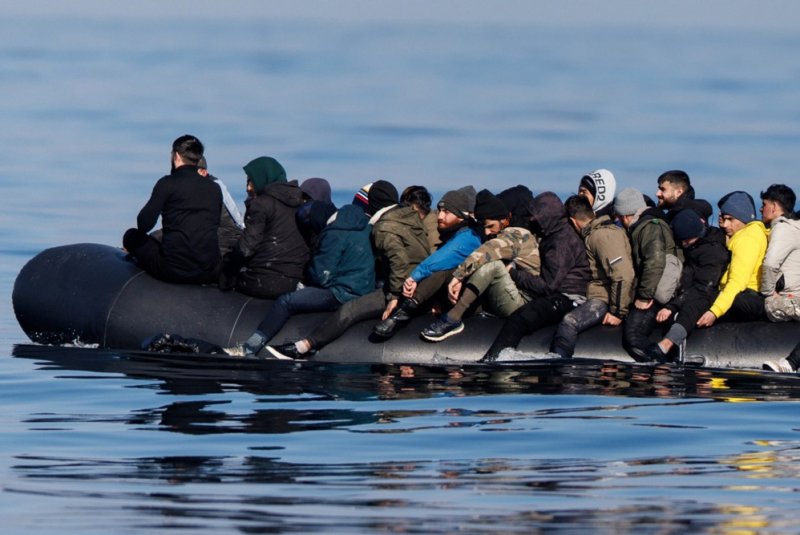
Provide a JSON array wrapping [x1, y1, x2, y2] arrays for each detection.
[[579, 169, 616, 212], [367, 180, 399, 216], [300, 177, 332, 204], [529, 192, 566, 237], [243, 156, 287, 195]]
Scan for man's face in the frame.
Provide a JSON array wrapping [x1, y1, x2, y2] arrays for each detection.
[[577, 186, 595, 207], [719, 214, 746, 237], [437, 209, 463, 231], [616, 213, 634, 229], [760, 199, 782, 225], [656, 181, 684, 208], [482, 219, 504, 238]]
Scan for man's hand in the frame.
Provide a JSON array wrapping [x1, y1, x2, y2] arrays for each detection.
[[602, 313, 622, 326], [402, 277, 417, 298], [696, 310, 717, 328], [656, 308, 672, 322], [448, 278, 463, 305], [382, 298, 398, 320], [634, 298, 653, 310]]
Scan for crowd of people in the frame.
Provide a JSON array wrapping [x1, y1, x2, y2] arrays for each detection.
[[123, 135, 800, 371]]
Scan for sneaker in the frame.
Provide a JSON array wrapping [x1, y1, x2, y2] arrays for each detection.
[[762, 357, 795, 373], [420, 316, 464, 342], [264, 343, 303, 360]]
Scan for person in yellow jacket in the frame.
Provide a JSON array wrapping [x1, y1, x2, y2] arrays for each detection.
[[697, 191, 768, 327]]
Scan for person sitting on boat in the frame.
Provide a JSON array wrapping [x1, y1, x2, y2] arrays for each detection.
[[197, 156, 245, 256], [218, 156, 310, 299], [578, 168, 617, 219], [234, 202, 376, 357], [549, 195, 635, 358], [264, 180, 433, 359], [655, 169, 713, 226], [497, 184, 535, 228], [758, 184, 800, 323], [477, 192, 591, 362], [294, 177, 333, 250], [122, 134, 222, 284], [642, 209, 729, 361], [419, 189, 542, 342], [613, 187, 683, 360], [696, 191, 768, 327], [373, 186, 481, 339], [401, 185, 441, 252]]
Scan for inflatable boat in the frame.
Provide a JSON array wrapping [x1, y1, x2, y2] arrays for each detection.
[[12, 243, 799, 369]]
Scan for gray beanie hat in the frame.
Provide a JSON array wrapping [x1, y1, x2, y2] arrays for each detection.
[[438, 185, 477, 220], [614, 187, 647, 216], [718, 191, 756, 224]]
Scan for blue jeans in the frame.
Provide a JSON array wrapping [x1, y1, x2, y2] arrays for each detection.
[[256, 286, 341, 342]]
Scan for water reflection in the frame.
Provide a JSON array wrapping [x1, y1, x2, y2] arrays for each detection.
[[14, 344, 800, 404], [10, 440, 800, 533]]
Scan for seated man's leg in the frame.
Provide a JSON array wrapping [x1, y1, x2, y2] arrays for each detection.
[[480, 293, 573, 362], [765, 294, 800, 322], [480, 262, 528, 318], [447, 261, 507, 322], [551, 299, 606, 358], [256, 287, 340, 343], [723, 289, 766, 322], [236, 270, 299, 300], [623, 306, 659, 359], [123, 228, 168, 280], [307, 289, 386, 350]]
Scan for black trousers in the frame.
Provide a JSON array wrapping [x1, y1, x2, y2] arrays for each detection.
[[482, 293, 574, 361], [123, 228, 218, 284], [722, 289, 766, 322], [308, 289, 386, 349]]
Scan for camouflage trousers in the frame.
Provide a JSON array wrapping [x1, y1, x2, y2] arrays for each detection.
[[466, 260, 531, 318], [765, 294, 800, 322]]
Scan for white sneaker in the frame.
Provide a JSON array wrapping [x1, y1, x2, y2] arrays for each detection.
[[762, 358, 795, 373]]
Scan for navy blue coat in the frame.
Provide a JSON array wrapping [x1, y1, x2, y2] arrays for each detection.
[[306, 204, 376, 303]]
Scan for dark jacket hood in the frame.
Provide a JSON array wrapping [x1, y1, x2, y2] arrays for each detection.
[[244, 156, 287, 194], [529, 191, 568, 237], [330, 204, 369, 232], [263, 181, 304, 207]]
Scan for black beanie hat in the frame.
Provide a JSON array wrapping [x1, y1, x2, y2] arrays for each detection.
[[438, 186, 476, 220], [672, 209, 706, 242], [580, 175, 597, 198], [367, 180, 398, 216], [474, 189, 509, 222]]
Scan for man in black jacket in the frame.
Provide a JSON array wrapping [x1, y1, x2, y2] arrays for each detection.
[[219, 156, 310, 299], [479, 192, 591, 363], [656, 170, 713, 225], [123, 135, 222, 284]]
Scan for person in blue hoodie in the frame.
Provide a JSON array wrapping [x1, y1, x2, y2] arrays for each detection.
[[373, 186, 481, 339], [235, 203, 375, 356]]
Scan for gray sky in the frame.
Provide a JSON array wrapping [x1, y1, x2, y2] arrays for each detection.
[[7, 0, 800, 30]]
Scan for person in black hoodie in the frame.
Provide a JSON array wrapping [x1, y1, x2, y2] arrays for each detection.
[[123, 135, 222, 284], [219, 156, 310, 299], [641, 209, 729, 362], [479, 192, 591, 363]]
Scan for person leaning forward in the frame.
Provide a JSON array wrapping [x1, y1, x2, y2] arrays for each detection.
[[219, 156, 310, 299], [123, 134, 222, 284]]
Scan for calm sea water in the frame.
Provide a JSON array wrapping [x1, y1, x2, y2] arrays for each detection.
[[2, 8, 800, 533]]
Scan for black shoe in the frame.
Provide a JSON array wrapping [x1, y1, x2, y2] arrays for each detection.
[[420, 315, 464, 342], [642, 343, 670, 363], [374, 299, 418, 338], [264, 342, 314, 360]]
